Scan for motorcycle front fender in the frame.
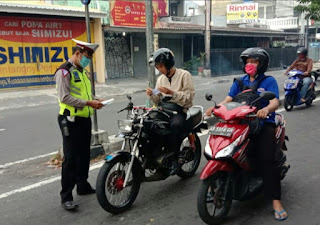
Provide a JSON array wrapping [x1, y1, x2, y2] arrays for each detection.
[[105, 151, 143, 174], [200, 160, 233, 180]]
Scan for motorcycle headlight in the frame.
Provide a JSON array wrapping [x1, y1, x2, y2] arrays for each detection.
[[118, 119, 133, 133], [204, 138, 213, 159], [215, 136, 242, 159]]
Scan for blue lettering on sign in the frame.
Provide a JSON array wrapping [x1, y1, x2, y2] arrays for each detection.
[[0, 46, 69, 64], [51, 47, 63, 62], [9, 47, 24, 63], [0, 47, 7, 65], [32, 47, 43, 63], [0, 74, 55, 89]]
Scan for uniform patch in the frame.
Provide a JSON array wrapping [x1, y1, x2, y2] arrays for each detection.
[[257, 87, 265, 92], [61, 69, 69, 77]]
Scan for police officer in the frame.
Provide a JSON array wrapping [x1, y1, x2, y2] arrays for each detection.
[[55, 39, 104, 211]]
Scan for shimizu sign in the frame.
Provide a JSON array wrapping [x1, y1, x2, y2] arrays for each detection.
[[227, 3, 258, 24], [0, 16, 91, 89]]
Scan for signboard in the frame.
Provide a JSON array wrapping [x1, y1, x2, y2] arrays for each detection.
[[154, 0, 169, 17], [110, 0, 159, 28], [227, 3, 258, 24], [0, 16, 88, 89], [310, 42, 320, 47]]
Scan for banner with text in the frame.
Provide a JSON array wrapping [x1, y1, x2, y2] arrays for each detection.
[[0, 16, 88, 89], [110, 0, 159, 28], [227, 3, 258, 24]]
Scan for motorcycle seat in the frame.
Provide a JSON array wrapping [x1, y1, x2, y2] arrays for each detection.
[[186, 106, 203, 128], [186, 107, 201, 120]]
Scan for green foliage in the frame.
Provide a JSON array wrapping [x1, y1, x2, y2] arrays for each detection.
[[183, 56, 201, 72], [296, 0, 320, 20]]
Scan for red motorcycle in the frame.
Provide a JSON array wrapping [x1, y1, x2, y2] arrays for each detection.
[[197, 91, 290, 225]]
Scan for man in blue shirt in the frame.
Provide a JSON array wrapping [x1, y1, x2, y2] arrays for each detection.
[[206, 48, 287, 221]]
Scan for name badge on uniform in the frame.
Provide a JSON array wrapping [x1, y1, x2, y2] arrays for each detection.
[[73, 71, 81, 82]]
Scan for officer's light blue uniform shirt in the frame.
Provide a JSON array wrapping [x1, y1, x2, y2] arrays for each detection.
[[228, 74, 279, 124]]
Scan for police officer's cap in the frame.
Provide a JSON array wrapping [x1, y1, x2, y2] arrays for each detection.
[[72, 39, 99, 56]]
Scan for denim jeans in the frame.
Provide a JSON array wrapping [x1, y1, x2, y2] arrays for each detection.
[[300, 77, 312, 99]]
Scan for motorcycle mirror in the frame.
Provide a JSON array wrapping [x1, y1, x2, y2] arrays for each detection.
[[127, 95, 132, 101], [260, 91, 276, 100], [205, 93, 213, 101]]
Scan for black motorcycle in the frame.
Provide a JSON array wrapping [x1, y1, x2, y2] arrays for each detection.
[[96, 95, 206, 214]]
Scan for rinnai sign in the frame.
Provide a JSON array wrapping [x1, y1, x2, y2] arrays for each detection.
[[0, 16, 88, 89], [227, 3, 258, 24]]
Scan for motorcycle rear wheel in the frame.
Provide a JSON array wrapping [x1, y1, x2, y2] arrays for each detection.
[[177, 133, 201, 178], [96, 156, 141, 214], [284, 95, 294, 111], [197, 172, 232, 225]]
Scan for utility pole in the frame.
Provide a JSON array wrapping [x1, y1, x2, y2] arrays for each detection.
[[145, 0, 155, 89], [205, 0, 211, 70], [305, 16, 309, 48], [82, 0, 99, 146], [300, 12, 306, 46]]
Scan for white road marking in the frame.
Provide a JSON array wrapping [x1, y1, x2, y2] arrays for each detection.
[[0, 161, 104, 200], [0, 129, 6, 132], [0, 151, 57, 169]]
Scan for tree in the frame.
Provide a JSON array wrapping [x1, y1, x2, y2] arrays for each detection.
[[295, 0, 320, 20], [296, 0, 320, 44]]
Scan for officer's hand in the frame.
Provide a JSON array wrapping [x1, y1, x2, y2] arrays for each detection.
[[146, 88, 153, 96], [257, 108, 269, 119], [158, 87, 173, 95], [86, 100, 104, 109], [205, 107, 213, 116]]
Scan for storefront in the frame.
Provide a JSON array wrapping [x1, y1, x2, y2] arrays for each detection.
[[0, 2, 106, 89]]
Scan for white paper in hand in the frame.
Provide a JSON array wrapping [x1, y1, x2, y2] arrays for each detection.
[[102, 98, 114, 105], [152, 88, 160, 95]]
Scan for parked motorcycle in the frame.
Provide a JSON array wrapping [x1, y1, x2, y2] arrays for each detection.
[[284, 69, 317, 111], [197, 91, 290, 225], [96, 95, 206, 214]]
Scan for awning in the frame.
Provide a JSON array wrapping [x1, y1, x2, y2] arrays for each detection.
[[0, 1, 107, 18]]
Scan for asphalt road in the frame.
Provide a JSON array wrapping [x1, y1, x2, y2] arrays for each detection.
[[0, 80, 228, 164], [1, 99, 320, 225]]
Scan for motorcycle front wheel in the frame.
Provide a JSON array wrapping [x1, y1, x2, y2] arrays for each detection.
[[197, 172, 232, 225], [96, 156, 141, 214], [177, 133, 201, 178], [284, 95, 294, 111]]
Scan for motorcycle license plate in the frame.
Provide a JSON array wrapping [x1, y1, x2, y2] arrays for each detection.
[[209, 126, 234, 137]]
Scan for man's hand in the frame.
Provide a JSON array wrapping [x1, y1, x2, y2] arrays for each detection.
[[257, 107, 269, 119], [283, 72, 288, 76], [146, 88, 153, 96], [86, 100, 104, 109], [158, 87, 173, 95], [205, 107, 213, 116]]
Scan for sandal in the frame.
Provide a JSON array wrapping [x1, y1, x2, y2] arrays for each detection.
[[274, 210, 288, 221]]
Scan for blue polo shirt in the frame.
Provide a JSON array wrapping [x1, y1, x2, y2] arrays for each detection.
[[228, 74, 279, 124]]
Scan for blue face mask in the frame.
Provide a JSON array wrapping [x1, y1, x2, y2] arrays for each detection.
[[80, 55, 91, 68]]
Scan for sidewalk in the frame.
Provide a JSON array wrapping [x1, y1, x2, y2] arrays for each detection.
[[0, 65, 320, 111]]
